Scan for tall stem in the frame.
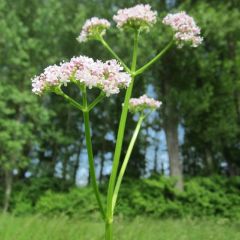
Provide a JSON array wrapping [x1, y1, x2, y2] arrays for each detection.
[[100, 37, 130, 73], [105, 30, 139, 240], [134, 40, 173, 76], [131, 31, 139, 72], [112, 115, 144, 212], [105, 221, 113, 240], [55, 88, 85, 112], [88, 92, 105, 111], [82, 89, 106, 220]]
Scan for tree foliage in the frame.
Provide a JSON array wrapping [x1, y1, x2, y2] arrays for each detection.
[[0, 0, 240, 210]]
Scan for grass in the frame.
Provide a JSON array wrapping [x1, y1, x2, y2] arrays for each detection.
[[0, 214, 240, 240]]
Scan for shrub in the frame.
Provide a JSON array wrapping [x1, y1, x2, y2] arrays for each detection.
[[35, 187, 103, 218], [11, 176, 240, 219]]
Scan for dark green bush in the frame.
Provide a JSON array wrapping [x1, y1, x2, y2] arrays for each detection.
[[11, 176, 240, 219], [10, 177, 73, 215], [35, 187, 102, 218]]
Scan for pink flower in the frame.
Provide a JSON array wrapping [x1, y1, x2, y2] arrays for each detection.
[[163, 11, 203, 48], [113, 4, 157, 31], [129, 95, 161, 113], [73, 58, 131, 96], [77, 17, 111, 42], [32, 56, 131, 97], [32, 64, 71, 95]]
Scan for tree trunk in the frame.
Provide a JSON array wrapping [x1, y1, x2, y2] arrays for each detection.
[[99, 152, 105, 184], [153, 145, 159, 174], [164, 118, 183, 191], [62, 107, 72, 181], [163, 90, 183, 190], [73, 146, 81, 184], [161, 160, 165, 175], [205, 148, 214, 175], [62, 150, 68, 181], [162, 71, 183, 190], [3, 169, 13, 213]]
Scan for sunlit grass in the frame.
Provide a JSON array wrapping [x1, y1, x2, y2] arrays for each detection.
[[0, 214, 239, 240]]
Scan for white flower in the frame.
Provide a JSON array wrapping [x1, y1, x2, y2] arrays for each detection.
[[32, 56, 131, 97], [32, 64, 71, 95], [113, 4, 157, 31], [129, 95, 162, 113], [77, 17, 111, 42], [163, 11, 203, 48]]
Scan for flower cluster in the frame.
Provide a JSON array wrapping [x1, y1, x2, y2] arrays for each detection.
[[32, 56, 131, 96], [163, 11, 203, 48], [31, 64, 71, 95], [129, 95, 161, 113], [113, 4, 157, 31], [77, 17, 111, 42]]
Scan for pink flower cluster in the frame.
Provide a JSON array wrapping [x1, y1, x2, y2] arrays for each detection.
[[77, 17, 111, 42], [113, 4, 157, 30], [32, 56, 131, 96], [163, 11, 203, 48], [31, 63, 71, 95], [129, 95, 161, 113]]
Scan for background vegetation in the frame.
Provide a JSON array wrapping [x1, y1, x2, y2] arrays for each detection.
[[1, 215, 240, 240], [0, 0, 240, 236]]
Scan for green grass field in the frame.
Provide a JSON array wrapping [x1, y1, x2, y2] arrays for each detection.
[[0, 215, 239, 240]]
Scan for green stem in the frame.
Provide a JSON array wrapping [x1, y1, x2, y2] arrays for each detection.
[[88, 92, 105, 111], [131, 31, 139, 72], [112, 115, 144, 212], [55, 88, 85, 111], [134, 40, 174, 76], [82, 89, 106, 220], [100, 37, 130, 73], [105, 31, 139, 234], [105, 221, 113, 240]]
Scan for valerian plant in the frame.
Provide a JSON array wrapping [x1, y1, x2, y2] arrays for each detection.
[[31, 4, 202, 240]]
